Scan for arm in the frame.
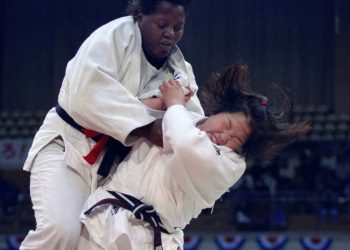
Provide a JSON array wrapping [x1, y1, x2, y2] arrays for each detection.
[[160, 82, 246, 207], [140, 83, 193, 111], [163, 105, 246, 207], [183, 62, 204, 116], [129, 119, 163, 147], [141, 98, 167, 111], [133, 82, 193, 147], [59, 19, 162, 145]]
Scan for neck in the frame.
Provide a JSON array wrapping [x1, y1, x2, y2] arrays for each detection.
[[143, 49, 166, 70]]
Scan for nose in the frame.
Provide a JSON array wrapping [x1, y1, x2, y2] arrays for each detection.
[[221, 132, 229, 144], [213, 132, 225, 146], [164, 27, 175, 38]]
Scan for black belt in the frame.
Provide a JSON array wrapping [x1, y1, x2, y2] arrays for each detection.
[[84, 191, 169, 250], [55, 105, 131, 178]]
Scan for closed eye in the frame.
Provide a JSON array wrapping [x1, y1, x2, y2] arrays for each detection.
[[157, 22, 167, 29], [226, 117, 232, 130], [174, 25, 183, 32]]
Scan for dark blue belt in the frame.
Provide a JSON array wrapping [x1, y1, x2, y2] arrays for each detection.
[[55, 105, 131, 178], [84, 191, 169, 250]]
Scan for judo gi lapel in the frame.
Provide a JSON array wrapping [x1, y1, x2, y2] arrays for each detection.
[[118, 19, 142, 96]]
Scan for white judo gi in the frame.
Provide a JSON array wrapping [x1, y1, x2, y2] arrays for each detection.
[[21, 16, 203, 250], [78, 105, 246, 250]]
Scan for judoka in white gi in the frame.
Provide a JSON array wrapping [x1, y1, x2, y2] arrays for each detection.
[[77, 63, 311, 250], [20, 1, 203, 249]]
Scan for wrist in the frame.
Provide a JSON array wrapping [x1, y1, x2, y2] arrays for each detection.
[[165, 100, 185, 108]]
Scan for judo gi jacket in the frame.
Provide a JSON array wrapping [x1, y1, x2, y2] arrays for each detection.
[[79, 105, 246, 250], [23, 16, 204, 188]]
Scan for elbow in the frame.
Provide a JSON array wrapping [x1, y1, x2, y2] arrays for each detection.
[[165, 129, 207, 153], [67, 90, 94, 128], [228, 160, 246, 186]]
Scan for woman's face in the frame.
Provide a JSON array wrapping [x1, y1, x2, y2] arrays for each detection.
[[198, 112, 252, 150], [137, 1, 185, 65]]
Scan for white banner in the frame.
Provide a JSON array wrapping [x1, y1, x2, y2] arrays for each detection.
[[300, 236, 332, 250], [184, 234, 202, 250], [256, 234, 288, 250], [214, 234, 245, 250], [0, 139, 32, 169]]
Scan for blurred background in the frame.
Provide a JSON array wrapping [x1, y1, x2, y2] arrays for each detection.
[[0, 0, 349, 249]]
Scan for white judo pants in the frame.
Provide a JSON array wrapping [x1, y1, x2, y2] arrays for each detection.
[[20, 138, 91, 250], [77, 188, 183, 250]]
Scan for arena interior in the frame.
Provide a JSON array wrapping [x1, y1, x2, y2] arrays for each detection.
[[1, 0, 350, 249]]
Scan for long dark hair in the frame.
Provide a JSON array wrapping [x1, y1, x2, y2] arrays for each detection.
[[126, 0, 194, 17], [200, 63, 311, 160]]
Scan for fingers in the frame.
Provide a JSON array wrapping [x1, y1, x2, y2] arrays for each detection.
[[186, 88, 194, 97], [160, 80, 181, 94], [171, 80, 181, 87], [161, 80, 181, 87], [162, 80, 179, 88], [184, 89, 193, 103], [159, 80, 193, 103]]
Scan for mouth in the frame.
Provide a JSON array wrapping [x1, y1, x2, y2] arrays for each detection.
[[160, 42, 173, 49]]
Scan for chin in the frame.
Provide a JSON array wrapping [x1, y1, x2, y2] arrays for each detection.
[[158, 48, 172, 58], [157, 53, 170, 60]]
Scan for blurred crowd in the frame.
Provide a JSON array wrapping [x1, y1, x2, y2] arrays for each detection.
[[229, 140, 350, 231]]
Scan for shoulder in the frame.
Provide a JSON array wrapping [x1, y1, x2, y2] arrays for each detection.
[[214, 145, 246, 164], [89, 16, 138, 41], [76, 16, 139, 54], [95, 16, 135, 31]]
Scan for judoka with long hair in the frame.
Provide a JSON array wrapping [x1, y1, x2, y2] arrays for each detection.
[[78, 63, 310, 250]]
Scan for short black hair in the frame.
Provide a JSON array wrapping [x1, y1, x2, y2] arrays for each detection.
[[126, 0, 193, 17]]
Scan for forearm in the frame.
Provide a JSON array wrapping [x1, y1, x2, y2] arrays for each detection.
[[163, 105, 246, 202], [141, 97, 166, 111], [62, 22, 163, 144], [129, 119, 163, 147]]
